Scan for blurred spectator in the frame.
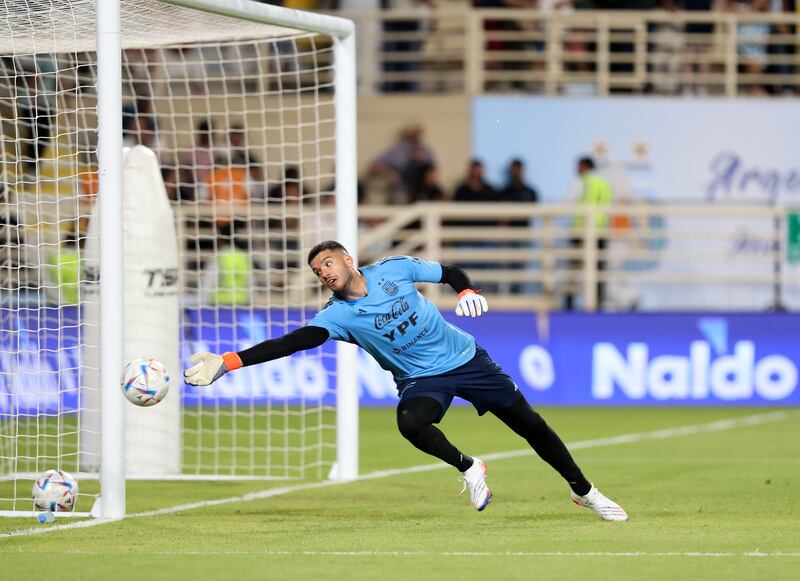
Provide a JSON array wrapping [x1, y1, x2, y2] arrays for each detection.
[[369, 125, 435, 203], [8, 54, 58, 174], [122, 113, 161, 160], [650, 0, 685, 95], [122, 49, 158, 100], [565, 156, 613, 311], [206, 162, 248, 204], [162, 47, 208, 94], [205, 141, 250, 249], [681, 0, 714, 95], [381, 1, 437, 92], [768, 0, 796, 94], [44, 233, 81, 306], [452, 159, 501, 290], [168, 119, 215, 202], [502, 159, 538, 204], [403, 162, 445, 232], [268, 165, 306, 202], [475, 1, 542, 92], [501, 158, 539, 293], [200, 237, 253, 306], [502, 158, 538, 227], [267, 165, 308, 272], [453, 159, 498, 204], [734, 0, 772, 95], [185, 119, 216, 189], [229, 124, 265, 199], [410, 163, 446, 202]]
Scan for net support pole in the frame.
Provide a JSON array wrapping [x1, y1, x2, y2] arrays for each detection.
[[334, 31, 359, 482], [97, 0, 126, 518]]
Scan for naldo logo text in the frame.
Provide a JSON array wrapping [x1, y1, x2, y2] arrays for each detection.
[[591, 319, 797, 402]]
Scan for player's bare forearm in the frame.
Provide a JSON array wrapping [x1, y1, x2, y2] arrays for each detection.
[[236, 326, 330, 367]]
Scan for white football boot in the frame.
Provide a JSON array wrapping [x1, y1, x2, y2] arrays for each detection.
[[570, 484, 628, 521], [460, 458, 491, 511]]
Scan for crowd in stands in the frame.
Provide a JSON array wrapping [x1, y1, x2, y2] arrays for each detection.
[[258, 0, 799, 97], [365, 125, 539, 206]]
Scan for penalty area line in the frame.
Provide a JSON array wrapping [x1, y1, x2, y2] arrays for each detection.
[[1, 409, 796, 540]]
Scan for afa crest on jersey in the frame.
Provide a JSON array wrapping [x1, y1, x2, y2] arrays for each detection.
[[381, 280, 399, 296]]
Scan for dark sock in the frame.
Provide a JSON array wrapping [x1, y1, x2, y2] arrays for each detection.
[[397, 397, 473, 472], [493, 399, 592, 496]]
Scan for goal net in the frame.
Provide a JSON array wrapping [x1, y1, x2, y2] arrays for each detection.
[[0, 0, 357, 518]]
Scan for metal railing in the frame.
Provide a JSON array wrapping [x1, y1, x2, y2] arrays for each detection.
[[345, 8, 800, 96], [3, 200, 795, 312], [357, 202, 796, 312]]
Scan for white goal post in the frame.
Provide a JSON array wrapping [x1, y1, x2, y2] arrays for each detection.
[[0, 0, 357, 520]]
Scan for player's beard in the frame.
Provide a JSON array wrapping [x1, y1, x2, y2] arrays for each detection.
[[332, 269, 356, 297]]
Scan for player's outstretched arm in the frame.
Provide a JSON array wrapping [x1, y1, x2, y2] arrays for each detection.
[[183, 326, 330, 386], [439, 264, 488, 318]]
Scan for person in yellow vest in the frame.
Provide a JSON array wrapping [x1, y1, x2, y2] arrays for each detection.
[[44, 234, 81, 306], [566, 156, 613, 311], [211, 241, 252, 306]]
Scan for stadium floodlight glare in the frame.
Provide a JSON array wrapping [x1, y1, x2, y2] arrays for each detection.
[[0, 0, 357, 519]]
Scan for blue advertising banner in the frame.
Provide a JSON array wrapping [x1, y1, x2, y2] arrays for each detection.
[[1, 308, 798, 414]]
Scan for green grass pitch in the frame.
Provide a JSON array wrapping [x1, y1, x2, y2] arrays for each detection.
[[1, 407, 799, 580]]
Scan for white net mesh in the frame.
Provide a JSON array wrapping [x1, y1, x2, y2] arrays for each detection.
[[1, 0, 342, 513]]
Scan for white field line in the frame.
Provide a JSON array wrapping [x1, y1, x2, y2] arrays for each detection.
[[28, 549, 800, 559], [1, 409, 796, 541]]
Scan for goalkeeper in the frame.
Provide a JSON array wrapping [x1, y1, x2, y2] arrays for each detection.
[[185, 241, 627, 521]]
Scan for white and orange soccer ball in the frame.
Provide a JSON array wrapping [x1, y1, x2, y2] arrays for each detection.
[[121, 358, 170, 407], [32, 469, 78, 512]]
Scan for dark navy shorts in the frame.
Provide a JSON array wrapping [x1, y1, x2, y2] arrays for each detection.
[[395, 346, 525, 423]]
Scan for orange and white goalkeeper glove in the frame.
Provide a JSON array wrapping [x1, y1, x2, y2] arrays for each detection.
[[455, 289, 488, 318], [183, 351, 242, 386]]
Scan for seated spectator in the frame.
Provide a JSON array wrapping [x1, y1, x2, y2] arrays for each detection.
[[369, 124, 435, 203], [267, 165, 307, 270], [502, 158, 539, 227], [229, 123, 265, 199], [502, 158, 538, 204], [268, 165, 305, 202], [44, 233, 81, 306], [453, 159, 498, 204], [500, 159, 539, 292], [205, 146, 250, 250], [380, 0, 438, 93], [12, 53, 57, 174], [452, 158, 501, 290], [410, 163, 445, 202], [178, 119, 215, 201], [734, 0, 774, 96], [122, 113, 161, 160]]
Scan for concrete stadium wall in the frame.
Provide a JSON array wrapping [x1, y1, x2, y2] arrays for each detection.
[[155, 92, 470, 196]]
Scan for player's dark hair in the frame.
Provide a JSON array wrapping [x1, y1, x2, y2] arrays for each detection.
[[307, 240, 349, 264], [578, 156, 595, 170]]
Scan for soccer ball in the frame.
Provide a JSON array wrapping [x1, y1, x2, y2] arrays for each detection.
[[32, 469, 78, 512], [121, 357, 170, 406]]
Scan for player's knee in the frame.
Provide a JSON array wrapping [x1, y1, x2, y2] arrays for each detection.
[[396, 406, 425, 440], [396, 399, 439, 440]]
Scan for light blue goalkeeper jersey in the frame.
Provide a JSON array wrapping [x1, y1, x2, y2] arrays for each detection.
[[309, 256, 476, 380]]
